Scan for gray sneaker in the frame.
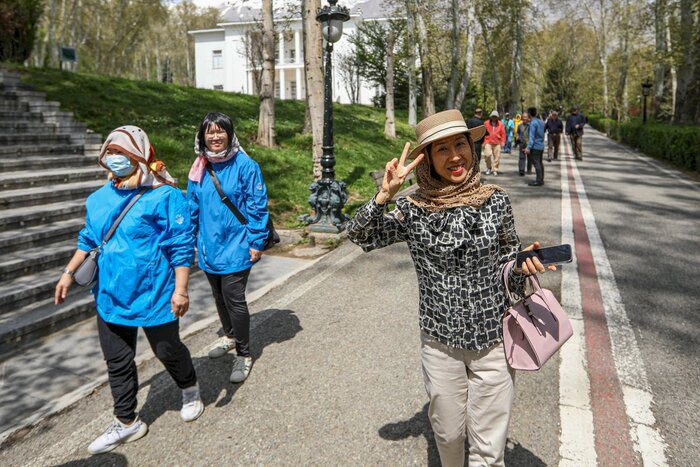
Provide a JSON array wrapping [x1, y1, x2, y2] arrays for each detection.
[[208, 337, 236, 359], [230, 356, 253, 383]]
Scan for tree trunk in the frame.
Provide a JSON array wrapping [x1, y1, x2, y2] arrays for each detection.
[[385, 28, 396, 139], [666, 11, 678, 121], [685, 2, 700, 123], [415, 3, 435, 116], [302, 0, 324, 178], [653, 0, 668, 117], [444, 0, 460, 109], [257, 0, 276, 147], [510, 3, 523, 115], [478, 16, 501, 109], [406, 0, 418, 125], [47, 0, 58, 67], [614, 0, 631, 120], [454, 2, 476, 110]]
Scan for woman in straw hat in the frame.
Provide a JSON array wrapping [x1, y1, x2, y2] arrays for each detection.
[[347, 110, 554, 467], [55, 126, 203, 455]]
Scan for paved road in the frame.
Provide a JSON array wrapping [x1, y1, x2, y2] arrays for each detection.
[[0, 129, 697, 466]]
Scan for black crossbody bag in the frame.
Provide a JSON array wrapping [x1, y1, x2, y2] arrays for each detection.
[[205, 165, 280, 250]]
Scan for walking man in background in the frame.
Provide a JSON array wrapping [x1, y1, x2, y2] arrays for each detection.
[[524, 107, 545, 186], [566, 105, 586, 160], [482, 110, 506, 176], [515, 112, 531, 176], [467, 107, 485, 165], [544, 110, 563, 161]]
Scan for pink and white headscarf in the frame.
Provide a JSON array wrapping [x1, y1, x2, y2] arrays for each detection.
[[99, 125, 177, 189], [187, 132, 241, 183]]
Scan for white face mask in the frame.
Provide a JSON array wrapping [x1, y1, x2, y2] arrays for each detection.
[[104, 154, 136, 178]]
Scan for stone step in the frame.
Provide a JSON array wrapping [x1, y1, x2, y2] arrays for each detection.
[[0, 266, 70, 314], [0, 101, 29, 112], [0, 154, 96, 171], [0, 292, 95, 355], [0, 179, 103, 210], [0, 121, 86, 135], [0, 218, 83, 256], [0, 167, 103, 191], [0, 240, 75, 282], [0, 143, 85, 157], [0, 133, 72, 145], [0, 110, 44, 122], [0, 199, 85, 232], [0, 70, 21, 85], [0, 90, 46, 101]]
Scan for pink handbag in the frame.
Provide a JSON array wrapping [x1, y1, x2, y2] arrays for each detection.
[[502, 261, 573, 371]]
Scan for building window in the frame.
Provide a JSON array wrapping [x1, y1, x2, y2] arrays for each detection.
[[213, 85, 223, 91], [274, 82, 281, 98], [289, 49, 296, 62], [290, 81, 297, 99], [212, 50, 222, 69]]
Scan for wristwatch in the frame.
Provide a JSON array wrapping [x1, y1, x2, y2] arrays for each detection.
[[62, 268, 75, 276]]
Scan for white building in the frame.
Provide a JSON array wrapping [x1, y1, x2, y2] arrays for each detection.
[[188, 1, 387, 105]]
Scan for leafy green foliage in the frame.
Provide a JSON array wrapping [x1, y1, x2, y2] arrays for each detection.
[[588, 114, 700, 172], [0, 0, 44, 62], [12, 66, 417, 224]]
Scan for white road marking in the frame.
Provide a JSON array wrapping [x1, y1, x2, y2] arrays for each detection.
[[558, 141, 597, 466], [566, 138, 669, 466], [29, 248, 361, 465]]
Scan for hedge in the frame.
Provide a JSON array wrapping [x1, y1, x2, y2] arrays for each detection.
[[587, 114, 700, 172]]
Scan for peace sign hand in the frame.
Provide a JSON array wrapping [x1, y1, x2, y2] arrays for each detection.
[[377, 142, 425, 205]]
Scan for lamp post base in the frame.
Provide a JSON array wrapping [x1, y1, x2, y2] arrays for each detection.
[[300, 178, 349, 232]]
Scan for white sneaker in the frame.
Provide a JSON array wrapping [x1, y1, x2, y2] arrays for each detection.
[[492, 171, 498, 176], [230, 356, 253, 383], [88, 417, 148, 455], [485, 169, 492, 175], [208, 336, 236, 359], [180, 385, 204, 422]]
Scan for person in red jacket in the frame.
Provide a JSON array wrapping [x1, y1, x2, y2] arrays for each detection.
[[483, 110, 506, 176]]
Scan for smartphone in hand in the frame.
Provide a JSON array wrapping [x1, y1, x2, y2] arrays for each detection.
[[516, 244, 572, 267]]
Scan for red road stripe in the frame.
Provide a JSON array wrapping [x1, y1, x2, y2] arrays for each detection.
[[563, 141, 640, 466]]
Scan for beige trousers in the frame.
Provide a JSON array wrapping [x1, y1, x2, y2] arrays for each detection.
[[421, 333, 515, 467], [482, 143, 501, 171]]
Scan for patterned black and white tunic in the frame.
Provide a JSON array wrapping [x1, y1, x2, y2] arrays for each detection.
[[346, 191, 526, 350]]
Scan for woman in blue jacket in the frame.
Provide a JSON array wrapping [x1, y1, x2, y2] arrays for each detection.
[[55, 126, 203, 455], [187, 112, 269, 384]]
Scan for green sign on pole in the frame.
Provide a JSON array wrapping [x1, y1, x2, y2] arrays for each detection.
[[59, 47, 77, 62]]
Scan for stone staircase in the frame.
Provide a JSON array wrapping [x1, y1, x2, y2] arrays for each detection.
[[0, 68, 105, 355]]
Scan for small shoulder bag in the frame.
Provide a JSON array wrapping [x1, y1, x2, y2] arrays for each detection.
[[73, 188, 147, 287], [205, 165, 280, 250], [501, 260, 573, 371]]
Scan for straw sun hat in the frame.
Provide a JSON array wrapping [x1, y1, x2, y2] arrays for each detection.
[[408, 109, 486, 160]]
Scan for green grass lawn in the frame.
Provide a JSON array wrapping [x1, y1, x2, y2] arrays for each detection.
[[11, 66, 415, 226]]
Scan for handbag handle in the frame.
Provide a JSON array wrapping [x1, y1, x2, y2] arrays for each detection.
[[99, 187, 147, 248], [205, 164, 248, 225], [501, 260, 546, 303]]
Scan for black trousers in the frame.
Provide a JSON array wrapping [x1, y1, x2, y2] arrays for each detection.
[[97, 315, 197, 422], [531, 149, 545, 183], [206, 269, 251, 357], [474, 142, 482, 165]]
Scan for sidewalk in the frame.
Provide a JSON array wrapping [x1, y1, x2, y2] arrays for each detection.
[[0, 254, 314, 442], [0, 151, 565, 465]]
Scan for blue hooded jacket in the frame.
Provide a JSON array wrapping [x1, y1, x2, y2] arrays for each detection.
[[187, 149, 269, 275], [77, 183, 195, 327]]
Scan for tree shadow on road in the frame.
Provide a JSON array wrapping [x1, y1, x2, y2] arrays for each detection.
[[378, 403, 546, 466], [136, 308, 302, 426], [53, 452, 127, 467]]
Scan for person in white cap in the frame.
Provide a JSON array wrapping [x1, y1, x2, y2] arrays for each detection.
[[346, 109, 555, 467], [482, 110, 506, 176]]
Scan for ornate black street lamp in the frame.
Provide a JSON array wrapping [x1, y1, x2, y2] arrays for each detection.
[[303, 0, 350, 233], [641, 79, 652, 124]]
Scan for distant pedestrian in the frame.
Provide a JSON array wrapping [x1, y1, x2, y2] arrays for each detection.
[[55, 126, 203, 455], [466, 107, 485, 164], [347, 109, 555, 467], [502, 112, 515, 154], [483, 110, 506, 176], [515, 112, 531, 176], [544, 110, 563, 161], [187, 112, 270, 384], [524, 107, 545, 186], [566, 105, 586, 160], [513, 113, 522, 140]]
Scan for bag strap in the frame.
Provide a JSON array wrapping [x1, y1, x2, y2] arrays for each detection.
[[502, 259, 544, 303], [205, 164, 248, 225], [100, 187, 148, 247]]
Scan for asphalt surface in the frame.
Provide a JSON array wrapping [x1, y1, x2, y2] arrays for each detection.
[[0, 130, 697, 466]]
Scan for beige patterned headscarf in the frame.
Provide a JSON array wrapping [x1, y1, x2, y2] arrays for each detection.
[[407, 135, 503, 212]]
